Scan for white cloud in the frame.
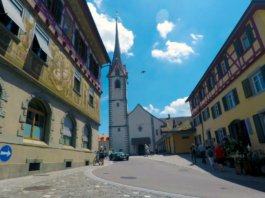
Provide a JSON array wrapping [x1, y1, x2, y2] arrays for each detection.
[[151, 40, 194, 64], [157, 20, 175, 39], [87, 2, 134, 56], [143, 104, 160, 114], [94, 0, 103, 8], [190, 33, 204, 45], [160, 97, 191, 117]]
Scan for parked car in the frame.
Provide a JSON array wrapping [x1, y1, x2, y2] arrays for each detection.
[[109, 152, 129, 161]]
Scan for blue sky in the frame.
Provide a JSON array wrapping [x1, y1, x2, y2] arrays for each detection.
[[87, 0, 251, 134]]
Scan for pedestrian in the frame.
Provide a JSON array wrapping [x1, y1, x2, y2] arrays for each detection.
[[198, 143, 206, 164], [214, 144, 225, 171], [190, 144, 197, 164], [99, 146, 105, 165], [144, 144, 150, 157], [206, 146, 215, 169]]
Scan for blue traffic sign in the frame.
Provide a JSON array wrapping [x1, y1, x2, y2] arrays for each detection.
[[0, 145, 12, 162]]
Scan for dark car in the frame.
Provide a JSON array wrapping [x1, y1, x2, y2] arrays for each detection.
[[109, 152, 129, 161]]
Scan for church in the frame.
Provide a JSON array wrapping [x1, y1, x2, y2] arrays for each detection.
[[108, 20, 166, 155]]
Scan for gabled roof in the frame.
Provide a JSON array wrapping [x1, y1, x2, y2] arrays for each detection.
[[161, 116, 194, 133], [128, 104, 166, 125]]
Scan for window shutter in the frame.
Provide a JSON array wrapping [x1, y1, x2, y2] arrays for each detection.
[[233, 89, 240, 105], [211, 106, 216, 119], [253, 114, 265, 143], [234, 39, 243, 57], [245, 24, 255, 44], [222, 96, 228, 111], [242, 79, 253, 98], [207, 108, 210, 119], [217, 64, 223, 79], [217, 102, 222, 115], [224, 56, 229, 72]]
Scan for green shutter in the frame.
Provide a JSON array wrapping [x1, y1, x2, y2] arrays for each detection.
[[233, 89, 240, 105], [217, 102, 222, 115], [242, 78, 253, 98], [234, 39, 243, 57], [245, 24, 255, 44], [217, 64, 223, 79], [211, 106, 216, 119], [224, 56, 229, 72], [222, 96, 228, 111], [253, 114, 265, 143]]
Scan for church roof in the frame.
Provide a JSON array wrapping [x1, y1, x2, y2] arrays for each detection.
[[107, 19, 127, 78]]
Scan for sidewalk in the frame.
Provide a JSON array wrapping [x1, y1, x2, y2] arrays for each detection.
[[146, 154, 265, 192]]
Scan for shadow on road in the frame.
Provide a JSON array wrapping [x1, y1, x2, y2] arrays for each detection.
[[176, 154, 265, 193]]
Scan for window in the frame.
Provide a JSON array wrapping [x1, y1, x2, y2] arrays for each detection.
[[62, 10, 74, 40], [242, 65, 265, 98], [89, 88, 94, 107], [115, 79, 121, 88], [31, 25, 52, 62], [202, 108, 210, 121], [138, 126, 142, 132], [207, 74, 215, 91], [241, 32, 251, 50], [74, 70, 81, 93], [206, 130, 212, 140], [222, 89, 239, 111], [83, 125, 92, 149], [217, 57, 229, 79], [23, 99, 47, 141], [199, 87, 205, 100], [89, 55, 99, 80], [116, 102, 119, 107], [74, 29, 88, 63], [42, 0, 63, 25], [62, 115, 74, 146], [215, 128, 227, 144], [234, 24, 255, 57], [193, 114, 201, 127], [0, 0, 25, 36], [211, 102, 222, 119]]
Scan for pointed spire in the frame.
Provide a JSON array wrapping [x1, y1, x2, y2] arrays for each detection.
[[111, 16, 122, 69]]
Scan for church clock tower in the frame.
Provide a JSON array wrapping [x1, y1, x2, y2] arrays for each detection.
[[108, 19, 129, 153]]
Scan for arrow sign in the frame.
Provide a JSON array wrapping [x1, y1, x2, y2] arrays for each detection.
[[0, 145, 12, 162]]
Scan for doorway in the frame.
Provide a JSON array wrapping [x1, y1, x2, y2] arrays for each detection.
[[229, 119, 251, 147], [138, 144, 145, 155]]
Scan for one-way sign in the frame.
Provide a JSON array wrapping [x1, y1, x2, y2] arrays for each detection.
[[0, 145, 12, 162]]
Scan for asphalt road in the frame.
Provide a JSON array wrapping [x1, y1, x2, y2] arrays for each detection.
[[92, 156, 265, 198]]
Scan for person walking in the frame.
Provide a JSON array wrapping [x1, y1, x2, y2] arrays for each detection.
[[144, 144, 150, 157], [214, 144, 225, 171], [190, 144, 197, 164], [206, 146, 215, 169], [198, 143, 206, 164], [99, 146, 105, 165]]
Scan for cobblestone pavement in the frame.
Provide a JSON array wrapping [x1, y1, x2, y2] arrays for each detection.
[[0, 161, 193, 198]]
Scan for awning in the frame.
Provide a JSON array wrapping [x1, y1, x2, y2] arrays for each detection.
[[2, 0, 26, 32], [131, 137, 151, 145], [35, 26, 52, 58]]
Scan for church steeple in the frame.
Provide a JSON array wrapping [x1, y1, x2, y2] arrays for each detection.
[[108, 18, 127, 77], [112, 18, 122, 68]]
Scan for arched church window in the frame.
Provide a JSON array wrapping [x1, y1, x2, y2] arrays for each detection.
[[83, 124, 92, 149], [115, 79, 121, 88], [63, 115, 75, 146], [24, 98, 47, 141]]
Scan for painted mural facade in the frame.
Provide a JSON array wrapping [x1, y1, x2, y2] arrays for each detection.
[[0, 0, 109, 179]]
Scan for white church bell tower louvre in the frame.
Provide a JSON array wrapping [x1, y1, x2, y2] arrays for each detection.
[[107, 18, 129, 153]]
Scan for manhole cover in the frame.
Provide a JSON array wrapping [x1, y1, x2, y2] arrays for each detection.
[[120, 176, 137, 179], [24, 185, 51, 191]]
